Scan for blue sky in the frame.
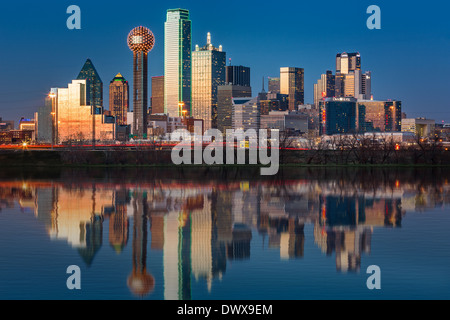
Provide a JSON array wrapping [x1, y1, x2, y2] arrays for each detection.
[[1, 0, 449, 125]]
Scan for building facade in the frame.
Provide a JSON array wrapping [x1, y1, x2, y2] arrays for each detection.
[[165, 8, 192, 117], [225, 65, 250, 87], [320, 97, 361, 135], [109, 73, 129, 126], [151, 76, 165, 114], [232, 97, 260, 131], [191, 33, 226, 131], [217, 85, 252, 133], [358, 100, 402, 132], [280, 67, 304, 111], [76, 59, 103, 108], [56, 80, 115, 143]]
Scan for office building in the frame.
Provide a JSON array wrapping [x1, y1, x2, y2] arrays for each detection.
[[128, 26, 155, 139], [232, 97, 260, 131], [314, 71, 335, 107], [217, 85, 252, 133], [55, 80, 115, 143], [402, 118, 436, 137], [151, 76, 165, 114], [358, 100, 402, 132], [225, 65, 250, 87], [336, 52, 361, 74], [165, 8, 192, 117], [109, 73, 129, 126], [280, 67, 304, 111], [76, 59, 103, 108], [268, 77, 280, 93], [192, 33, 226, 131], [320, 97, 362, 135]]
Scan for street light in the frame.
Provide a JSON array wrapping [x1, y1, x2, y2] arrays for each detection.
[[49, 92, 57, 149]]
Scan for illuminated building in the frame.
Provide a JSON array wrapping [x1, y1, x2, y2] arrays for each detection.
[[280, 67, 304, 111], [401, 118, 436, 137], [0, 118, 14, 131], [56, 80, 115, 143], [225, 65, 250, 87], [268, 77, 280, 93], [128, 26, 155, 139], [232, 97, 260, 131], [164, 9, 192, 117], [336, 52, 361, 74], [358, 100, 402, 132], [109, 73, 129, 126], [76, 59, 103, 108], [314, 71, 335, 107], [151, 76, 165, 115], [192, 33, 226, 131], [217, 85, 252, 133], [319, 97, 362, 135]]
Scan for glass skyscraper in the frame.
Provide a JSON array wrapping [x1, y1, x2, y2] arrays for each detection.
[[109, 73, 129, 126], [192, 33, 226, 131], [164, 8, 192, 117], [280, 67, 304, 111], [77, 59, 103, 109]]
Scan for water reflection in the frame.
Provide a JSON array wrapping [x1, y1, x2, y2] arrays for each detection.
[[1, 167, 450, 299]]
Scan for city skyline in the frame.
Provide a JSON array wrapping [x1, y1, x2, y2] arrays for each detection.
[[1, 1, 449, 125]]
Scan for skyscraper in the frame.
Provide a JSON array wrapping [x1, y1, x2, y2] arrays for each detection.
[[77, 59, 103, 108], [336, 52, 361, 74], [165, 8, 192, 117], [314, 71, 335, 107], [109, 73, 129, 126], [192, 33, 226, 131], [268, 77, 280, 93], [217, 85, 252, 133], [151, 76, 165, 114], [280, 67, 304, 111], [225, 65, 251, 87], [127, 26, 155, 139]]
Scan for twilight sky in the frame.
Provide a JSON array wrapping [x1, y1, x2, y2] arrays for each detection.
[[1, 0, 449, 126]]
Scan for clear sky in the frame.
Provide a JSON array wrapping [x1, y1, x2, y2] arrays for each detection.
[[1, 0, 449, 126]]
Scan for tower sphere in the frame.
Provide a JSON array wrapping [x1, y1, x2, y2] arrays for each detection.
[[127, 26, 155, 53]]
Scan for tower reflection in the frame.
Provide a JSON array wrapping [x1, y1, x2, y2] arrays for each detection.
[[127, 190, 155, 298]]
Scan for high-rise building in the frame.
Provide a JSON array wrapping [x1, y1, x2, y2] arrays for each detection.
[[77, 59, 103, 108], [192, 33, 226, 131], [225, 65, 250, 87], [336, 52, 361, 74], [358, 100, 402, 132], [127, 26, 155, 139], [314, 71, 335, 107], [280, 67, 304, 111], [109, 73, 129, 126], [320, 97, 363, 135], [217, 85, 252, 133], [56, 80, 115, 143], [165, 8, 192, 117], [268, 77, 280, 93], [151, 76, 165, 114], [232, 97, 260, 131]]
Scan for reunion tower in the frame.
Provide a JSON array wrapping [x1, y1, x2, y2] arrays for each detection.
[[127, 26, 155, 139]]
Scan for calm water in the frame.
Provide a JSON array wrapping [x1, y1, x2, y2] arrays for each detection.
[[0, 167, 449, 300]]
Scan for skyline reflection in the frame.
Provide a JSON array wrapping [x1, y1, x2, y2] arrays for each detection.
[[1, 168, 450, 299]]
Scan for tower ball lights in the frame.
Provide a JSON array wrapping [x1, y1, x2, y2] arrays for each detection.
[[127, 26, 155, 139]]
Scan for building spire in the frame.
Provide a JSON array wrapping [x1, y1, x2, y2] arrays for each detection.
[[207, 32, 211, 45]]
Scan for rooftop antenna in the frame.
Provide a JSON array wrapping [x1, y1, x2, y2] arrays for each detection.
[[262, 76, 266, 93], [229, 58, 232, 66]]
